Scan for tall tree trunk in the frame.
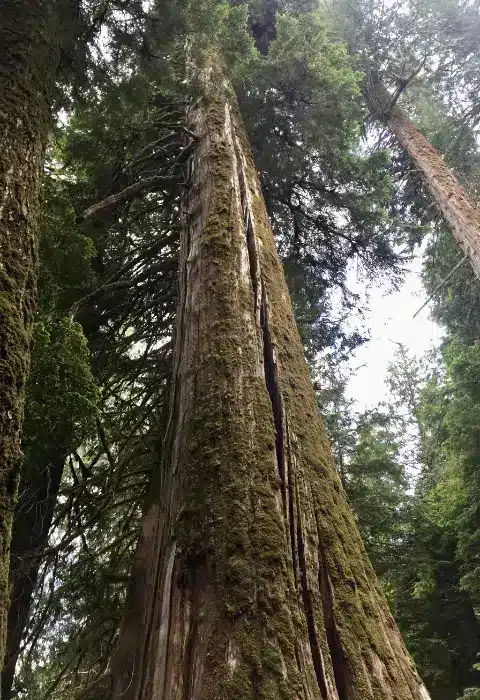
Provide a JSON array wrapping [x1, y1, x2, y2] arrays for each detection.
[[1, 455, 64, 699], [111, 60, 430, 700], [0, 0, 60, 668], [365, 79, 480, 277]]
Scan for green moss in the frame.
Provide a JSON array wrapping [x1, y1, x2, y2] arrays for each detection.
[[224, 665, 253, 700], [170, 85, 306, 697], [162, 56, 424, 699], [225, 556, 255, 617], [262, 641, 282, 672]]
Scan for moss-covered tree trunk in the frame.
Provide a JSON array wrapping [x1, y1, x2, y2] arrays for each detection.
[[0, 0, 59, 667], [366, 80, 480, 278], [111, 61, 430, 700]]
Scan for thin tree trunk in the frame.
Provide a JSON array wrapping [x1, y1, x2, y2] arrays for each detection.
[[0, 0, 60, 668], [111, 59, 430, 700], [365, 79, 480, 278]]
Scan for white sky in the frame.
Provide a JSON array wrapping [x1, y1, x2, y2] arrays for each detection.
[[343, 248, 444, 411]]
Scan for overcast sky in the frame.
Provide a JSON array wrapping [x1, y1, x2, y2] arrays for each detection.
[[343, 249, 444, 411]]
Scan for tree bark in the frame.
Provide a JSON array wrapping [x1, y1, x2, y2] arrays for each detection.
[[1, 456, 65, 699], [365, 79, 480, 278], [0, 0, 60, 668], [111, 59, 430, 700]]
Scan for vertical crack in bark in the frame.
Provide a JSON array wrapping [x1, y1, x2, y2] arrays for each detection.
[[259, 280, 287, 512], [285, 417, 298, 585], [251, 667, 261, 700], [244, 209, 260, 314], [235, 131, 332, 698], [182, 565, 202, 700], [295, 483, 329, 699], [318, 543, 349, 700], [234, 130, 288, 519], [233, 124, 346, 699]]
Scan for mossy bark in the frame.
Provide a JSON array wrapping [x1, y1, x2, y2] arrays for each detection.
[[0, 0, 59, 667], [366, 80, 480, 278], [112, 61, 430, 700]]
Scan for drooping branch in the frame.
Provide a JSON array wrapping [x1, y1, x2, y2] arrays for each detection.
[[78, 175, 181, 221]]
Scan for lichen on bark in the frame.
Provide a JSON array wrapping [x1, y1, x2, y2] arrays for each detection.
[[111, 54, 430, 700]]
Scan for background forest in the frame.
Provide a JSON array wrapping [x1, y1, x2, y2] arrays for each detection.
[[3, 0, 480, 698]]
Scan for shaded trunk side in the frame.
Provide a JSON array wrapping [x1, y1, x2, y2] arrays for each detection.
[[366, 80, 480, 277], [1, 456, 64, 699], [0, 0, 59, 666], [112, 61, 430, 700]]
